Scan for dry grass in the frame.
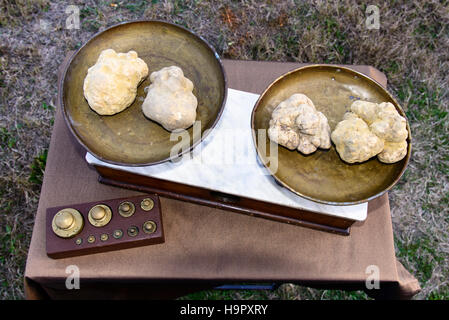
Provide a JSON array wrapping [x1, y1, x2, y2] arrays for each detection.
[[0, 0, 448, 300]]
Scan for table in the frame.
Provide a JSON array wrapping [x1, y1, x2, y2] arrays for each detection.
[[24, 56, 421, 299]]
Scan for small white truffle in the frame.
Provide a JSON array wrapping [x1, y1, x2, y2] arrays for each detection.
[[142, 66, 198, 132], [331, 100, 409, 163], [378, 140, 408, 164], [83, 49, 149, 115], [268, 93, 331, 155], [331, 113, 384, 163]]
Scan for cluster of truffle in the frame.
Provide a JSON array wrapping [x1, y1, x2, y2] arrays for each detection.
[[268, 93, 408, 164], [331, 100, 408, 163], [268, 94, 331, 155], [83, 49, 197, 132]]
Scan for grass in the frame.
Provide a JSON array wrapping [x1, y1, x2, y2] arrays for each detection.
[[28, 149, 47, 186], [0, 0, 448, 300], [180, 286, 370, 301]]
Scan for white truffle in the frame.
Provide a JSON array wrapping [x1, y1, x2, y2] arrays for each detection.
[[378, 140, 408, 164], [331, 100, 409, 163], [142, 66, 198, 132], [268, 94, 331, 155], [331, 113, 384, 163], [83, 49, 149, 115]]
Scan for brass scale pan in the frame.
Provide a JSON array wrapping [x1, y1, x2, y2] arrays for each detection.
[[251, 64, 411, 205], [60, 20, 227, 166]]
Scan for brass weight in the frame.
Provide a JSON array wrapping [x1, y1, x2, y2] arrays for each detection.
[[143, 220, 157, 234], [140, 198, 154, 211], [118, 201, 135, 218], [88, 204, 112, 227], [52, 208, 84, 238]]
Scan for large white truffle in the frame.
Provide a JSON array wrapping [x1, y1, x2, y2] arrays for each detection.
[[268, 93, 331, 155], [83, 49, 149, 115], [142, 66, 198, 132], [331, 100, 408, 163]]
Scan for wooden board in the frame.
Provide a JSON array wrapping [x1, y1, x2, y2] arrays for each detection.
[[96, 166, 353, 235]]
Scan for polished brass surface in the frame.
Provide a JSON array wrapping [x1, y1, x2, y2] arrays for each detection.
[[113, 229, 123, 239], [118, 201, 135, 217], [55, 211, 74, 230], [91, 206, 105, 220], [143, 220, 157, 234], [75, 238, 83, 245], [127, 226, 139, 237], [88, 204, 112, 227], [87, 235, 96, 243], [100, 233, 109, 241], [52, 208, 84, 238], [251, 65, 411, 205], [140, 198, 154, 211], [60, 20, 227, 166]]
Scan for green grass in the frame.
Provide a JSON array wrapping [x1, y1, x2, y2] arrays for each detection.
[[0, 0, 49, 26], [394, 234, 449, 300], [324, 17, 350, 63], [2, 225, 17, 256], [181, 288, 271, 300], [0, 127, 17, 149], [28, 149, 48, 186], [395, 237, 442, 284], [428, 288, 449, 300], [41, 101, 54, 110], [80, 5, 102, 32], [180, 286, 369, 300], [124, 1, 148, 14], [400, 82, 445, 123]]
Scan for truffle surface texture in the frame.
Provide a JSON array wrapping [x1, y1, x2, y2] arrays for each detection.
[[83, 49, 149, 115], [268, 93, 331, 155], [142, 66, 198, 132], [331, 100, 408, 163]]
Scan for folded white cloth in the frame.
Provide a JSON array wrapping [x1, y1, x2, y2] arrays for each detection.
[[86, 88, 367, 221]]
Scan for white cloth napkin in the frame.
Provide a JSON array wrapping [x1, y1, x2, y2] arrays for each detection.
[[86, 88, 367, 221]]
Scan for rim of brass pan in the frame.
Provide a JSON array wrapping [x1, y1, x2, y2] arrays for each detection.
[[251, 64, 412, 205], [59, 20, 227, 166]]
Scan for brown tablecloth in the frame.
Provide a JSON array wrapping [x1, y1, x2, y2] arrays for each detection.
[[24, 56, 420, 300]]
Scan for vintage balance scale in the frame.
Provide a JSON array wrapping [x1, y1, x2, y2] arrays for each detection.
[[46, 21, 411, 258]]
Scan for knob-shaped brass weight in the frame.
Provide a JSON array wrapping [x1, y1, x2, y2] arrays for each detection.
[[88, 204, 112, 227], [118, 201, 135, 218], [141, 198, 154, 211], [52, 208, 84, 238], [143, 220, 157, 234]]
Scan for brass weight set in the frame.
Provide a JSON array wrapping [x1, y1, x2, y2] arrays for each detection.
[[51, 198, 156, 240], [46, 195, 164, 258]]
